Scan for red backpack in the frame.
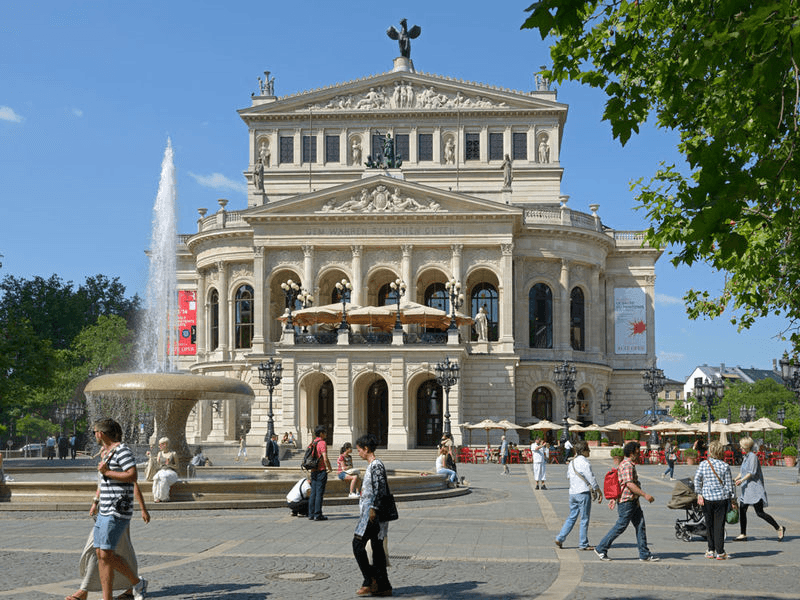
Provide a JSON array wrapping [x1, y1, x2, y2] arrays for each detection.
[[604, 468, 622, 501]]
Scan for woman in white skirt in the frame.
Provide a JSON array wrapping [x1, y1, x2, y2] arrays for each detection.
[[149, 437, 179, 502], [531, 437, 549, 490]]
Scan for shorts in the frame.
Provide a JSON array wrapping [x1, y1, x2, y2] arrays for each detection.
[[93, 513, 131, 550], [338, 471, 347, 480]]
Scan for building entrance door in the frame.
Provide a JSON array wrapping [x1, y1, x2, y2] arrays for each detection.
[[416, 379, 443, 447], [318, 380, 334, 440], [367, 380, 389, 447]]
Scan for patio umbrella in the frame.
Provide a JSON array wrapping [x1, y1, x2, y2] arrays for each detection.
[[526, 420, 563, 431], [277, 302, 359, 327], [571, 423, 609, 433], [648, 421, 693, 432], [347, 304, 397, 331], [749, 417, 786, 431], [464, 418, 504, 446], [496, 419, 525, 430]]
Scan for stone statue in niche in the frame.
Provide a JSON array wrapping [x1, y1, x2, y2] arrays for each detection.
[[474, 305, 489, 342], [501, 154, 513, 188], [386, 18, 421, 59], [253, 158, 264, 192], [351, 138, 362, 166], [259, 140, 271, 167], [538, 136, 550, 163], [444, 137, 455, 165]]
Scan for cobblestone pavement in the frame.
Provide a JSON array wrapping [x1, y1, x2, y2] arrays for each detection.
[[1, 457, 799, 599]]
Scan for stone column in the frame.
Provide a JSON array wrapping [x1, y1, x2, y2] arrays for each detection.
[[196, 269, 207, 359], [217, 261, 229, 360], [387, 356, 408, 449], [302, 245, 315, 296], [251, 247, 266, 354], [351, 245, 363, 306], [500, 243, 514, 343], [558, 259, 571, 353], [590, 266, 602, 355], [401, 245, 413, 296]]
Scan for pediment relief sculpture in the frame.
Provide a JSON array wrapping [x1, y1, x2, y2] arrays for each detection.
[[310, 81, 508, 112], [319, 185, 442, 214]]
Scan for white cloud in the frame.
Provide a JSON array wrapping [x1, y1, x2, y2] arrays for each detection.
[[655, 293, 684, 306], [0, 106, 24, 123], [72, 108, 84, 117], [188, 172, 247, 194], [658, 351, 685, 363]]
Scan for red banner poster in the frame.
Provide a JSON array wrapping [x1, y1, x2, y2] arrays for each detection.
[[178, 290, 197, 355]]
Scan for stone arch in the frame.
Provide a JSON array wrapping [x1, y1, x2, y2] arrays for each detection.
[[408, 368, 443, 448], [466, 266, 501, 342], [267, 268, 303, 342], [352, 370, 389, 446], [364, 265, 401, 306], [318, 266, 352, 304], [296, 369, 334, 446]]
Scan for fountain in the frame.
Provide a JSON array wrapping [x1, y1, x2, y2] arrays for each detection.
[[84, 139, 254, 474]]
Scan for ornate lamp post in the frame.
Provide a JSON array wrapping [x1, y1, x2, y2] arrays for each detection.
[[642, 364, 666, 444], [54, 407, 66, 436], [694, 377, 725, 445], [434, 356, 459, 436], [778, 355, 800, 482], [298, 289, 313, 333], [777, 405, 786, 451], [257, 357, 283, 440], [390, 278, 406, 331], [739, 404, 756, 423], [280, 279, 301, 332], [600, 388, 612, 414], [335, 279, 352, 332], [444, 279, 464, 330], [553, 360, 577, 443], [64, 400, 84, 436]]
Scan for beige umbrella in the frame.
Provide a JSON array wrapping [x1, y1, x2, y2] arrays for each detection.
[[527, 420, 563, 431], [347, 304, 397, 331], [691, 421, 735, 434], [571, 423, 609, 433], [496, 419, 525, 430], [464, 418, 504, 446], [605, 420, 646, 432], [750, 417, 786, 431], [277, 302, 359, 327], [649, 421, 692, 432]]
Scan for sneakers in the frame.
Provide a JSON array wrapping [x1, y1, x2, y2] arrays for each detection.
[[348, 492, 360, 499], [715, 552, 729, 560], [554, 539, 563, 549], [639, 555, 660, 562], [541, 484, 547, 490], [578, 546, 595, 551], [778, 525, 786, 541], [132, 577, 147, 600], [705, 550, 716, 559], [594, 549, 611, 561]]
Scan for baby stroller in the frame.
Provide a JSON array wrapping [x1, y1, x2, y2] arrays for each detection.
[[667, 477, 707, 541]]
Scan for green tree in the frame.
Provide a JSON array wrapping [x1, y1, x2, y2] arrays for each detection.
[[522, 1, 800, 351]]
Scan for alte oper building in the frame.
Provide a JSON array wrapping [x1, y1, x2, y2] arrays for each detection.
[[176, 44, 661, 451]]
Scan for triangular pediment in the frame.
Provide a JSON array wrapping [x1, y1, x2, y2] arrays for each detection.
[[239, 70, 566, 119], [242, 175, 520, 221]]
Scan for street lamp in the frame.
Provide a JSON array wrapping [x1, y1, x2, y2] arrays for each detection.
[[642, 364, 666, 443], [335, 279, 352, 332], [777, 405, 786, 451], [63, 401, 84, 436], [553, 360, 577, 443], [694, 377, 725, 445], [600, 388, 612, 414], [778, 355, 800, 483], [434, 356, 459, 436], [298, 289, 313, 333], [739, 404, 756, 423], [257, 357, 283, 441], [444, 279, 464, 330], [280, 279, 301, 332], [390, 278, 406, 331]]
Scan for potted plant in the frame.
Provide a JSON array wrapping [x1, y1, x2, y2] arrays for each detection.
[[610, 446, 624, 465], [624, 430, 640, 441], [683, 447, 698, 465], [584, 430, 601, 446], [782, 446, 797, 467]]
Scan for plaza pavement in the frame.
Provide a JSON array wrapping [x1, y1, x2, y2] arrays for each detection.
[[1, 455, 799, 600]]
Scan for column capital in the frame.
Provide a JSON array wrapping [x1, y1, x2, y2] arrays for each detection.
[[501, 242, 514, 256]]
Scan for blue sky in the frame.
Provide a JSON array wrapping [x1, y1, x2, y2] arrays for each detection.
[[0, 1, 790, 383]]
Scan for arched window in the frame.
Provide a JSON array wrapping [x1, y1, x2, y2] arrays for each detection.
[[378, 282, 401, 307], [330, 282, 350, 304], [470, 282, 499, 341], [235, 285, 254, 348], [529, 283, 552, 348], [570, 287, 585, 351], [416, 379, 443, 447], [531, 387, 553, 421], [209, 289, 219, 351], [424, 282, 448, 312]]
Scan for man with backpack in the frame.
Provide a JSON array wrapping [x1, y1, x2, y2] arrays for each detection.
[[594, 441, 660, 562], [307, 425, 332, 521]]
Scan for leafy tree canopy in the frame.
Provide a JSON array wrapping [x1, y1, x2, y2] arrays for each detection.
[[523, 1, 800, 351]]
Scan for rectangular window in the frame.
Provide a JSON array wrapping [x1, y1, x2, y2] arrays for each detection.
[[371, 134, 385, 160], [302, 135, 317, 163], [465, 133, 480, 161], [418, 133, 433, 161], [489, 132, 504, 161], [279, 137, 294, 164], [394, 134, 409, 162], [512, 132, 527, 160], [325, 135, 340, 163]]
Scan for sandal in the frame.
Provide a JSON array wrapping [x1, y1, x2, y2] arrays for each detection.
[[734, 534, 747, 541], [66, 593, 87, 600]]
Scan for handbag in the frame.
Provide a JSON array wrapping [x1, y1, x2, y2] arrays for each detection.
[[371, 461, 399, 522], [726, 501, 739, 524]]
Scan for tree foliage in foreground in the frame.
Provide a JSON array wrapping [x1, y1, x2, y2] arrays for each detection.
[[523, 1, 800, 352]]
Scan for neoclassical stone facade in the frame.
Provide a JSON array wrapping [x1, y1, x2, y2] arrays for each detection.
[[177, 57, 661, 450]]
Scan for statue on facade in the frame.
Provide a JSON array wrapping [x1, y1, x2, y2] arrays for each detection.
[[538, 138, 550, 163], [259, 140, 271, 168], [386, 18, 421, 59], [253, 158, 264, 193], [366, 133, 403, 169], [444, 137, 455, 165], [474, 305, 489, 342], [501, 154, 513, 188], [351, 138, 362, 166]]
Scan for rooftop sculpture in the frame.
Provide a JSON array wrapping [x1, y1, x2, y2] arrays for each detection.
[[387, 18, 421, 59]]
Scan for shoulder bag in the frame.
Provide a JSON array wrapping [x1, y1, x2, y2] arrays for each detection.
[[372, 461, 398, 522], [707, 458, 738, 524]]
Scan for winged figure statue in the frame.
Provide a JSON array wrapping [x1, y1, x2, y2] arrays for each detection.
[[387, 18, 421, 59]]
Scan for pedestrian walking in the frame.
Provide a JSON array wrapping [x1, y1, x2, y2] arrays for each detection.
[[594, 441, 659, 562], [555, 441, 603, 550], [265, 433, 280, 467], [235, 436, 247, 462], [695, 440, 735, 560], [499, 435, 510, 474], [734, 436, 785, 542], [531, 438, 548, 489], [308, 425, 332, 521], [352, 433, 393, 597], [663, 441, 676, 480], [91, 418, 148, 600]]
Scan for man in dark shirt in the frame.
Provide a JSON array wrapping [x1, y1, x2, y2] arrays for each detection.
[[308, 425, 332, 521]]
